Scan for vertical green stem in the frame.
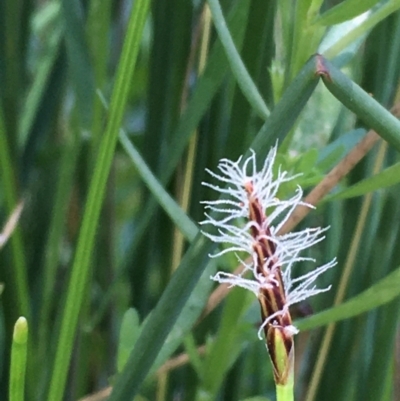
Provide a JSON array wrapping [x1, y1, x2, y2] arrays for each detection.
[[37, 131, 79, 371], [9, 317, 29, 401], [46, 1, 150, 400], [271, 326, 295, 401], [207, 0, 269, 119], [320, 56, 400, 150], [0, 110, 30, 319], [276, 382, 294, 401]]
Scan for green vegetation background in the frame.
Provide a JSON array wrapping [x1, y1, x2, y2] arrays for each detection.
[[1, 0, 400, 400]]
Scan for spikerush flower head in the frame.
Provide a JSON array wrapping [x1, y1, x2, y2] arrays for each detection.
[[200, 145, 336, 385]]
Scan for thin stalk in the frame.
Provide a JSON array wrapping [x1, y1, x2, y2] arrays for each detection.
[[9, 317, 29, 401], [37, 130, 79, 366], [323, 0, 400, 59], [207, 0, 270, 119], [171, 3, 211, 272], [158, 7, 212, 401], [0, 110, 30, 319], [304, 140, 388, 401], [277, 383, 294, 401], [46, 1, 150, 399], [320, 56, 400, 150]]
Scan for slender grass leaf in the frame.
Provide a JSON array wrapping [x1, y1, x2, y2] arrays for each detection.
[[297, 265, 400, 331], [357, 299, 400, 401], [320, 56, 400, 151], [18, 27, 62, 148], [91, 125, 212, 378], [119, 132, 198, 241], [165, 0, 250, 179], [148, 260, 217, 376], [87, 0, 113, 153], [251, 56, 320, 154], [9, 317, 28, 401], [37, 132, 80, 368], [288, 0, 325, 80], [183, 335, 204, 378], [0, 111, 29, 319], [329, 161, 400, 200], [207, 0, 270, 120], [201, 290, 253, 397], [316, 128, 366, 169], [322, 0, 400, 59], [119, 132, 220, 375], [314, 0, 380, 26], [318, 14, 369, 67], [60, 0, 94, 127], [108, 234, 216, 401], [227, 0, 275, 158], [117, 308, 141, 372], [47, 1, 150, 399]]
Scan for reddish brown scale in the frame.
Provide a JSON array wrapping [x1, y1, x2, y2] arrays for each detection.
[[253, 239, 277, 278], [244, 178, 292, 341], [258, 233, 277, 260], [246, 181, 265, 240], [258, 275, 289, 324]]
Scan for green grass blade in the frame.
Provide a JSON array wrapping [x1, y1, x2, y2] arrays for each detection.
[[149, 258, 217, 376], [87, 0, 113, 153], [60, 0, 95, 127], [227, 0, 275, 158], [314, 0, 380, 26], [322, 0, 400, 59], [37, 132, 80, 365], [0, 110, 30, 319], [119, 131, 198, 241], [251, 56, 320, 153], [207, 0, 270, 119], [46, 1, 150, 399], [108, 234, 215, 401], [297, 264, 400, 331], [164, 0, 250, 180], [18, 27, 62, 148], [201, 290, 252, 397], [320, 56, 400, 151], [9, 317, 28, 401], [329, 161, 400, 200]]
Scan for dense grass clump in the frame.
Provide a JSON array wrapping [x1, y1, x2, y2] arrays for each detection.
[[1, 1, 400, 401]]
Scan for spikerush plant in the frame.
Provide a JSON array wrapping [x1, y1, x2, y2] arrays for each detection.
[[3, 0, 400, 400], [200, 145, 336, 400]]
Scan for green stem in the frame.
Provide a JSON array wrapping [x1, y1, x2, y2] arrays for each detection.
[[0, 110, 30, 319], [322, 0, 400, 59], [9, 317, 29, 401], [269, 326, 295, 401], [320, 56, 400, 151], [46, 0, 150, 399], [276, 382, 294, 401], [37, 130, 79, 373], [207, 0, 270, 119]]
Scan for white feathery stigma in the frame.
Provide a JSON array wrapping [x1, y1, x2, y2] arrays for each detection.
[[200, 145, 336, 337]]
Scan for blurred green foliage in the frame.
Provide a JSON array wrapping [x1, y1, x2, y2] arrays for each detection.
[[1, 0, 400, 400]]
